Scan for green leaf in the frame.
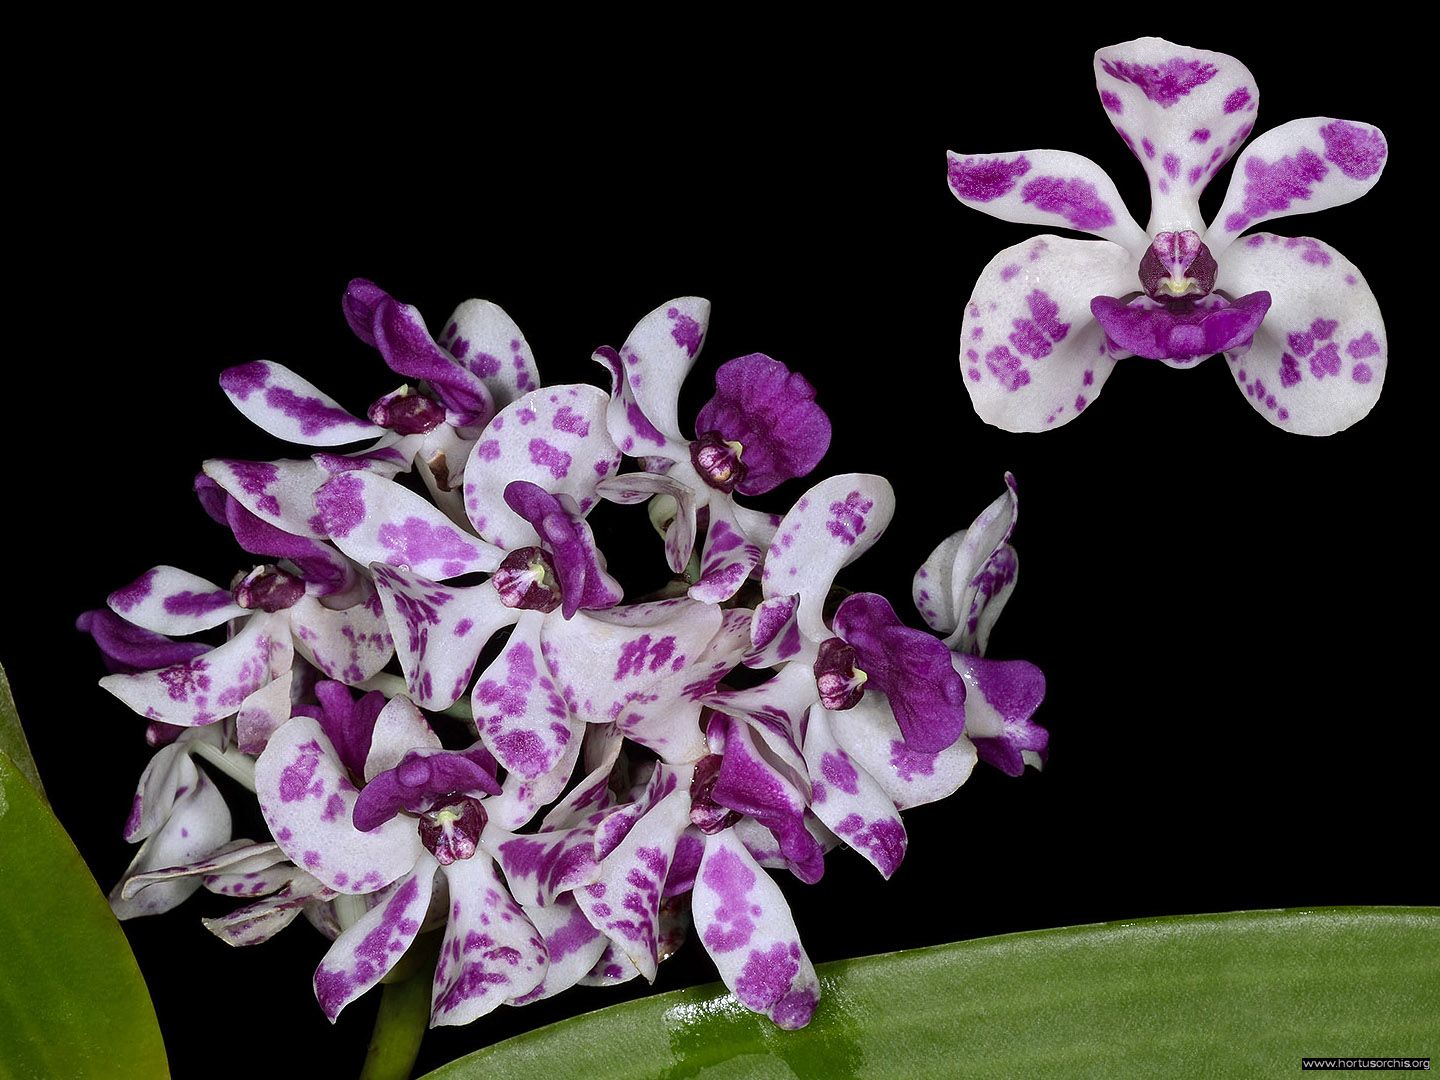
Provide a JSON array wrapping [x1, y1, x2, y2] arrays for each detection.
[[0, 751, 169, 1079], [421, 908, 1439, 1080], [0, 663, 45, 801]]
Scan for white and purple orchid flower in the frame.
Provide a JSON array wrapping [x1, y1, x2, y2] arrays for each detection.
[[84, 281, 1050, 1036], [947, 36, 1388, 435]]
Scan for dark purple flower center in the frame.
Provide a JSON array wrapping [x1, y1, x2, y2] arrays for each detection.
[[1137, 230, 1217, 303], [233, 565, 306, 612], [492, 546, 562, 612], [417, 796, 487, 865], [814, 637, 866, 711], [367, 385, 446, 435], [1091, 292, 1272, 362], [689, 753, 743, 834], [690, 431, 747, 494]]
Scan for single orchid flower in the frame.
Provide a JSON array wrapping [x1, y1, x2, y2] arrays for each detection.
[[947, 36, 1388, 435]]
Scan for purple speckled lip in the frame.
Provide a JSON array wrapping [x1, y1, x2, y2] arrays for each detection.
[[1092, 292, 1272, 361]]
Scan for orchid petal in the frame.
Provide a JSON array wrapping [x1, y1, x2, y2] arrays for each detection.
[[744, 595, 812, 670], [761, 474, 896, 641], [946, 149, 1148, 254], [362, 695, 443, 782], [202, 481, 360, 598], [575, 768, 690, 981], [590, 763, 674, 863], [732, 505, 783, 552], [110, 768, 232, 919], [414, 423, 476, 499], [802, 707, 907, 879], [313, 858, 437, 1022], [689, 497, 764, 604], [704, 662, 817, 781], [107, 566, 243, 635], [219, 360, 382, 446], [596, 471, 698, 573], [203, 458, 328, 538], [123, 736, 200, 843], [437, 298, 541, 410], [236, 669, 295, 755], [289, 593, 395, 686], [1093, 38, 1258, 232], [484, 728, 583, 832], [540, 725, 625, 831], [514, 894, 609, 1003], [829, 693, 977, 810], [1207, 118, 1388, 254], [603, 297, 711, 447], [371, 564, 513, 710], [99, 613, 286, 728], [954, 655, 1049, 777], [692, 829, 820, 1029], [488, 824, 600, 910], [578, 940, 642, 987], [473, 611, 576, 781], [463, 385, 621, 549], [311, 435, 421, 479], [203, 873, 336, 947], [314, 470, 499, 579], [1217, 234, 1386, 434], [674, 607, 753, 705], [255, 716, 422, 894], [121, 840, 284, 899], [960, 235, 1134, 432]]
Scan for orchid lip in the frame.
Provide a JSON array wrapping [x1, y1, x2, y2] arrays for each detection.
[[690, 431, 747, 493], [1138, 230, 1218, 303], [689, 753, 743, 834], [232, 565, 305, 612], [367, 384, 446, 435], [492, 546, 562, 612], [814, 637, 866, 711], [417, 795, 487, 864]]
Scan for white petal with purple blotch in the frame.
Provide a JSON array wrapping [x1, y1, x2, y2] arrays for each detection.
[[1207, 118, 1387, 254], [486, 719, 585, 831], [121, 840, 283, 899], [1216, 234, 1385, 435], [946, 149, 1147, 253], [745, 596, 813, 671], [107, 566, 243, 635], [1093, 37, 1258, 233], [961, 235, 1134, 432], [289, 593, 395, 687], [705, 662, 816, 781], [605, 297, 710, 448], [314, 470, 500, 579], [256, 716, 422, 894], [829, 693, 977, 810], [438, 298, 541, 411], [692, 829, 820, 1029], [236, 668, 294, 755], [515, 894, 608, 1003], [203, 872, 336, 947], [100, 613, 286, 728], [541, 725, 625, 830], [124, 735, 201, 843], [689, 497, 764, 604], [311, 434, 422, 479], [473, 612, 575, 781], [363, 695, 442, 781], [761, 474, 895, 641], [372, 564, 513, 710], [463, 384, 621, 549], [597, 470, 698, 573], [579, 939, 642, 987], [219, 360, 383, 446], [575, 769, 690, 981], [431, 853, 548, 1025], [203, 458, 328, 538], [110, 768, 232, 919], [487, 823, 599, 910], [802, 707, 907, 879], [313, 858, 436, 1022], [732, 505, 782, 552]]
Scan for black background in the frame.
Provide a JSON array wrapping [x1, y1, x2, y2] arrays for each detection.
[[10, 20, 1429, 1079]]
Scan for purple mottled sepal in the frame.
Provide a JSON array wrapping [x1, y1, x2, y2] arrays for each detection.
[[203, 870, 337, 947], [954, 655, 1049, 776], [514, 895, 608, 1003], [688, 497, 764, 605], [833, 594, 966, 755], [913, 474, 1018, 654], [693, 354, 831, 495], [438, 298, 541, 410], [828, 695, 977, 810], [107, 566, 243, 635], [802, 707, 907, 879], [597, 297, 711, 451], [219, 360, 382, 446], [504, 481, 623, 618], [1091, 292, 1271, 364]]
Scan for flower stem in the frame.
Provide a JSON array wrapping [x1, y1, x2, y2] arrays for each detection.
[[190, 740, 257, 791], [359, 971, 430, 1080]]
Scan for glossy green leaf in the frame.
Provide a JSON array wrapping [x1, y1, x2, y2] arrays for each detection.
[[422, 908, 1438, 1080], [0, 663, 45, 801], [0, 751, 169, 1079]]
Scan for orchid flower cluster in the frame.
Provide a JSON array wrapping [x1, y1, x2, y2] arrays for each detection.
[[948, 36, 1388, 435], [81, 281, 1047, 1031]]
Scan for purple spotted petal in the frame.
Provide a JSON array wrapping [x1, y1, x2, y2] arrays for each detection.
[[203, 457, 328, 538], [99, 613, 286, 728], [961, 235, 1135, 432], [110, 766, 232, 919], [703, 662, 816, 782], [596, 471, 697, 573], [203, 872, 336, 947], [485, 726, 585, 831], [314, 470, 499, 580], [437, 297, 541, 410], [504, 481, 623, 618], [1094, 38, 1258, 230], [463, 384, 621, 551], [78, 609, 210, 675], [946, 149, 1148, 253], [488, 823, 600, 910], [362, 695, 443, 781], [693, 354, 831, 495], [121, 840, 283, 900], [107, 566, 243, 635], [514, 894, 608, 1003], [219, 360, 382, 446], [598, 296, 711, 449], [692, 829, 820, 1029], [1207, 118, 1388, 253], [913, 475, 1019, 654], [236, 670, 294, 754], [833, 594, 967, 754], [578, 939, 642, 987], [311, 434, 421, 479], [540, 725, 625, 831], [430, 854, 548, 1024], [288, 593, 395, 686], [200, 479, 359, 597], [347, 280, 494, 429], [1091, 292, 1271, 365], [709, 712, 823, 884], [574, 767, 690, 981], [472, 611, 577, 780], [802, 708, 907, 879], [953, 655, 1049, 777], [353, 746, 502, 832], [829, 694, 977, 810], [313, 859, 436, 1021], [122, 735, 206, 843], [745, 595, 810, 670], [202, 851, 300, 899], [1216, 234, 1386, 434], [371, 564, 514, 710], [761, 474, 896, 641], [688, 497, 763, 605], [255, 716, 422, 894]]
